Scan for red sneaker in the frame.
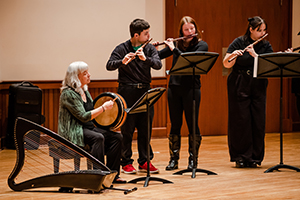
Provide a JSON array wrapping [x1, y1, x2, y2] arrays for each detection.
[[139, 162, 159, 173], [121, 164, 137, 174]]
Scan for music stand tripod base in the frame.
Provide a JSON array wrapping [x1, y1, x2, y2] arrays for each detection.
[[125, 87, 173, 187], [264, 164, 300, 173], [173, 168, 217, 178], [169, 51, 219, 178], [255, 52, 300, 173], [128, 176, 173, 187]]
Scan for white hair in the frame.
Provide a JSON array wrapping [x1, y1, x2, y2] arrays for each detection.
[[61, 61, 89, 94]]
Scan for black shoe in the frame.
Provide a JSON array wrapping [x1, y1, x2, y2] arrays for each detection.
[[247, 161, 257, 168], [187, 160, 197, 170], [235, 160, 245, 168], [166, 160, 178, 170], [59, 187, 73, 193]]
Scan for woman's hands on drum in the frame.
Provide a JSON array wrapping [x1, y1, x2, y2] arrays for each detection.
[[91, 100, 114, 119], [102, 100, 114, 111]]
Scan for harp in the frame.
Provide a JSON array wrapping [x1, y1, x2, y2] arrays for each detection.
[[8, 117, 117, 192]]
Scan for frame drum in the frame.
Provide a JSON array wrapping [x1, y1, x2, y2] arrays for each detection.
[[93, 92, 127, 130]]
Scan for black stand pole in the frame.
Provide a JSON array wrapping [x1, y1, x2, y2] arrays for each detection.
[[127, 88, 173, 187], [169, 52, 219, 178], [264, 66, 300, 173], [173, 63, 217, 178], [254, 52, 300, 173]]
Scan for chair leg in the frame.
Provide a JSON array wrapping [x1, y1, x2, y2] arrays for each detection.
[[74, 157, 80, 171], [87, 159, 92, 169], [53, 158, 59, 173]]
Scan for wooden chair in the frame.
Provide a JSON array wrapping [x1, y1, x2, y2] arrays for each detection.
[[48, 139, 92, 173]]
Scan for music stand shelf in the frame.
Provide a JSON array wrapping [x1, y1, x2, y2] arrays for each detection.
[[254, 52, 300, 173], [168, 51, 219, 178], [166, 51, 218, 75], [126, 87, 173, 187]]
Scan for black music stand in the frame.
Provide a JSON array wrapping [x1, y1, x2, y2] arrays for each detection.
[[126, 87, 173, 187], [254, 52, 300, 173], [168, 51, 219, 178]]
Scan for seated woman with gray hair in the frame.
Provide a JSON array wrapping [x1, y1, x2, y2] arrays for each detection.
[[58, 61, 126, 184]]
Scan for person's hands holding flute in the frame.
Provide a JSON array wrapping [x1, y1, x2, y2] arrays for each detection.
[[228, 49, 244, 59], [135, 47, 146, 61], [123, 38, 152, 65], [122, 48, 146, 65], [227, 44, 258, 63], [244, 44, 258, 58], [152, 38, 175, 51], [122, 52, 136, 65], [164, 38, 175, 51]]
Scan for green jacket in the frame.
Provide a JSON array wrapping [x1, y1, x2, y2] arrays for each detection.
[[57, 88, 93, 147]]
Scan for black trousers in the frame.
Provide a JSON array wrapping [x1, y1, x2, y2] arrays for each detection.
[[83, 127, 122, 177], [294, 93, 300, 117], [118, 85, 154, 166], [227, 70, 268, 165], [168, 85, 201, 137], [292, 78, 300, 118]]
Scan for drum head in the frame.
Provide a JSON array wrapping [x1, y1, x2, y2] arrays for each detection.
[[93, 92, 127, 130]]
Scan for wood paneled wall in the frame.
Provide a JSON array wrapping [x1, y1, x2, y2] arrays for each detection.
[[165, 0, 295, 136]]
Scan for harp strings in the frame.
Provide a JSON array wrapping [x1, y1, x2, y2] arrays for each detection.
[[15, 132, 53, 183], [15, 130, 94, 184]]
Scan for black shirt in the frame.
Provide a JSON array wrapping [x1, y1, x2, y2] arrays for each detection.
[[106, 40, 162, 84], [292, 50, 300, 93], [227, 36, 273, 71], [82, 92, 95, 130]]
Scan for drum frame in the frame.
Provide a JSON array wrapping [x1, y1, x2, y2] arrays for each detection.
[[93, 92, 127, 130]]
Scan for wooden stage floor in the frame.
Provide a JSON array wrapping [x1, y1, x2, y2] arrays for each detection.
[[1, 132, 300, 199]]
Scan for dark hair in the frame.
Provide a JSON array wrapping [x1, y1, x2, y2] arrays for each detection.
[[129, 18, 150, 38], [177, 16, 201, 51], [243, 16, 267, 42]]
